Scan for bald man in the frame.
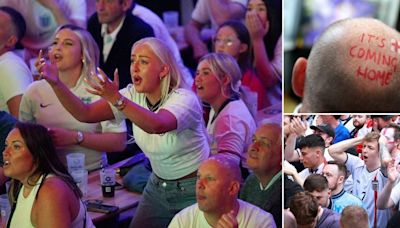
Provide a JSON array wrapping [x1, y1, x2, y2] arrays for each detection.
[[291, 18, 400, 112], [169, 155, 277, 228]]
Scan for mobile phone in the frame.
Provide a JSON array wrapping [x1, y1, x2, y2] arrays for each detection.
[[86, 201, 119, 214]]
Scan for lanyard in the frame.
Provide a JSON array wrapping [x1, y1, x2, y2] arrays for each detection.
[[372, 174, 379, 228]]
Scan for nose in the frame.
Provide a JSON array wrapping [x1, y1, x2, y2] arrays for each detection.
[[131, 61, 139, 73], [196, 179, 205, 189], [194, 74, 202, 83]]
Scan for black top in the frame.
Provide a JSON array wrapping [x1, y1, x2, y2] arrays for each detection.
[[87, 12, 154, 89]]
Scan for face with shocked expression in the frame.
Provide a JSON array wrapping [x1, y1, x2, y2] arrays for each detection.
[[130, 44, 168, 100], [195, 60, 226, 106], [49, 28, 83, 72], [3, 128, 36, 183]]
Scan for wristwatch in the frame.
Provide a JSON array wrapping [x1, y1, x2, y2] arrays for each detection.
[[76, 131, 84, 144], [113, 95, 127, 110]]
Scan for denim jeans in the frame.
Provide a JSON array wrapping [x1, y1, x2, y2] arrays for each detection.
[[129, 173, 197, 228]]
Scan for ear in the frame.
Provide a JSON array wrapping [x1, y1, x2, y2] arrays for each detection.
[[326, 136, 333, 146], [159, 65, 169, 78], [229, 181, 240, 196], [338, 175, 345, 185], [292, 57, 308, 97], [4, 35, 17, 49], [122, 0, 133, 11], [239, 43, 248, 54], [222, 74, 232, 86]]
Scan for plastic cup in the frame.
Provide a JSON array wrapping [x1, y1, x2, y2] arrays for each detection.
[[70, 169, 88, 198], [100, 168, 116, 197], [163, 11, 179, 29], [66, 153, 85, 173], [0, 194, 10, 227]]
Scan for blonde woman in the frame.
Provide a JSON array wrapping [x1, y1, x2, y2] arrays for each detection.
[[37, 37, 210, 228]]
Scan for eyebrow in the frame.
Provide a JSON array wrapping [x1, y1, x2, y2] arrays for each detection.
[[54, 38, 75, 43], [131, 54, 150, 58], [198, 67, 212, 71], [5, 139, 24, 145]]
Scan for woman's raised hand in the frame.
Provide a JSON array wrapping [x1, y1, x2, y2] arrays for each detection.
[[245, 10, 269, 41], [35, 49, 60, 86], [85, 68, 121, 103]]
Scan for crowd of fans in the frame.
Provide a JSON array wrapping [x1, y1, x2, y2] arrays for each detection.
[[284, 115, 400, 228]]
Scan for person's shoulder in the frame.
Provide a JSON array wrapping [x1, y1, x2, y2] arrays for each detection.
[[24, 80, 50, 93], [238, 200, 275, 225], [238, 199, 270, 214], [240, 174, 259, 197], [40, 176, 72, 196], [125, 13, 154, 34], [87, 14, 101, 32], [0, 51, 27, 67], [319, 208, 340, 226], [174, 203, 200, 219]]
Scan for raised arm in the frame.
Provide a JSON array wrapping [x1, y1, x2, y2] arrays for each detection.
[[184, 19, 209, 61], [328, 136, 365, 163], [38, 52, 115, 123], [86, 70, 178, 134], [207, 0, 246, 25], [284, 160, 304, 187], [378, 160, 399, 209], [284, 133, 299, 162], [284, 117, 307, 162], [246, 9, 280, 87]]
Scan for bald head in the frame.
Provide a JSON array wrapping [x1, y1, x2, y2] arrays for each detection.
[[295, 18, 400, 112], [205, 154, 242, 182]]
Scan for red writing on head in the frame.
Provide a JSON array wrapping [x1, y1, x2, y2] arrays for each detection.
[[349, 46, 397, 72], [356, 66, 392, 86], [359, 33, 386, 48]]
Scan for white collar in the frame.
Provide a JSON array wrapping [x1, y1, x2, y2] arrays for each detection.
[[101, 15, 126, 39]]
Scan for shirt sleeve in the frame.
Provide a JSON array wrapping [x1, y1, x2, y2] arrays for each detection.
[[345, 154, 364, 175], [0, 58, 32, 103], [161, 89, 203, 133], [212, 114, 248, 159]]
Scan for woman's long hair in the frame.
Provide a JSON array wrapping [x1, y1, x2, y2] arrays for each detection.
[[8, 122, 82, 205]]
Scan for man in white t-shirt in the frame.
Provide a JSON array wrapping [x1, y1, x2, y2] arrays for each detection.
[[328, 132, 391, 228], [169, 155, 276, 228], [184, 0, 247, 61], [0, 6, 32, 118]]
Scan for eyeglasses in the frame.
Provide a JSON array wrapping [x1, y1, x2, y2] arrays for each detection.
[[213, 37, 237, 47]]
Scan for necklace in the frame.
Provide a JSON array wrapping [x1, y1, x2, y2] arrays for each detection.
[[146, 98, 161, 112]]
